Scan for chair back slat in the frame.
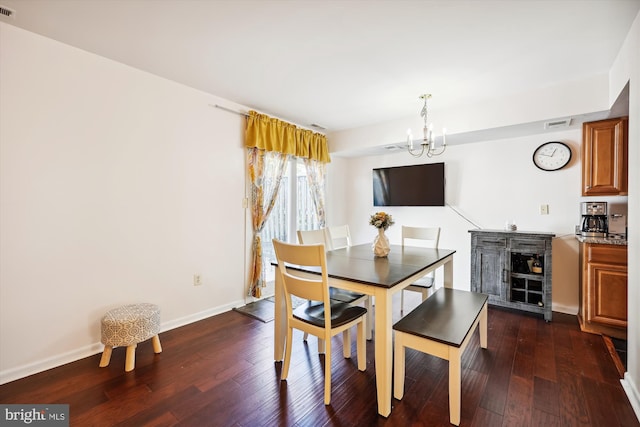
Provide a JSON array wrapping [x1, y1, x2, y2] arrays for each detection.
[[402, 226, 440, 248], [297, 229, 331, 250], [327, 225, 351, 250], [272, 239, 329, 312]]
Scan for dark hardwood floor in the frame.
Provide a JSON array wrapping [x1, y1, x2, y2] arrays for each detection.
[[1, 293, 638, 427]]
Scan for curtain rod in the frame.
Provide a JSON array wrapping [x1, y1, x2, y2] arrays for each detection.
[[209, 104, 249, 117], [210, 103, 327, 133]]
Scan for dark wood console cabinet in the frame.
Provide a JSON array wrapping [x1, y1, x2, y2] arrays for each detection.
[[470, 230, 554, 321]]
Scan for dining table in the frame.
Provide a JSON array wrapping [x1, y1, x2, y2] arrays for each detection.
[[273, 243, 456, 417]]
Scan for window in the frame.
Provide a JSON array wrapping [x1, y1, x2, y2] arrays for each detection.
[[261, 159, 320, 284]]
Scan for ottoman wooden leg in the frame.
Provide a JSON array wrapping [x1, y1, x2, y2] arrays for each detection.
[[99, 346, 113, 367], [152, 335, 162, 354], [125, 344, 137, 372]]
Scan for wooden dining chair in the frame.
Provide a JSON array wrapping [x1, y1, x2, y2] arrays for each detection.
[[326, 224, 352, 249], [298, 228, 372, 340], [401, 225, 441, 314], [297, 229, 330, 248], [326, 225, 373, 338], [272, 239, 367, 405]]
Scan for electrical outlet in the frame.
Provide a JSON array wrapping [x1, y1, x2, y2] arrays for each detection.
[[540, 204, 549, 215], [193, 274, 202, 286]]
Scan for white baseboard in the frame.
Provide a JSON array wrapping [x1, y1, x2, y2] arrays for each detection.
[[0, 343, 104, 386], [160, 300, 243, 332], [622, 373, 640, 423], [551, 302, 578, 315], [0, 299, 244, 385]]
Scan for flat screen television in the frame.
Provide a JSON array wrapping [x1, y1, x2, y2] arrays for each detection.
[[373, 162, 445, 206]]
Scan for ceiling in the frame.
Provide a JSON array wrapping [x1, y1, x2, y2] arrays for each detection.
[[1, 0, 638, 136]]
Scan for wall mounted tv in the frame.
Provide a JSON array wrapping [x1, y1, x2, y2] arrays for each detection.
[[373, 162, 445, 207]]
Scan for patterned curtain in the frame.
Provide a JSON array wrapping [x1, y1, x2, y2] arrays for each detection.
[[247, 148, 289, 298], [303, 158, 327, 228], [245, 110, 330, 298]]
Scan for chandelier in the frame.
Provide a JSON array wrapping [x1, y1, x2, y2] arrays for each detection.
[[406, 94, 447, 157]]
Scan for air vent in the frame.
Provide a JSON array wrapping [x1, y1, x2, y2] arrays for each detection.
[[310, 123, 327, 131], [544, 118, 572, 129], [0, 6, 15, 18]]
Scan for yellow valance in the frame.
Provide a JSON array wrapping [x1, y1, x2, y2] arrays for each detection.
[[245, 110, 331, 163]]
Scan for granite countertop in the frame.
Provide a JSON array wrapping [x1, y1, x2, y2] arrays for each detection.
[[575, 235, 628, 245]]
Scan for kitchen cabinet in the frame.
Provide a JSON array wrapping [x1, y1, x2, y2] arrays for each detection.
[[470, 230, 554, 321], [582, 117, 628, 196], [578, 242, 627, 339]]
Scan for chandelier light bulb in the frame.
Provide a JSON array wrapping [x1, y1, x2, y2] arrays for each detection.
[[407, 128, 413, 149]]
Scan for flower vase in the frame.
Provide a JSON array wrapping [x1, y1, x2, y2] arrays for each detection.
[[372, 228, 390, 257]]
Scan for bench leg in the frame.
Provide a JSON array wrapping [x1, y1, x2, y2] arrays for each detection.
[[99, 346, 112, 367], [125, 344, 137, 372], [449, 348, 462, 426], [152, 335, 162, 353], [393, 333, 406, 400]]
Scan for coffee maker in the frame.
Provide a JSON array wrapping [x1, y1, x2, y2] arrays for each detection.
[[581, 202, 608, 237]]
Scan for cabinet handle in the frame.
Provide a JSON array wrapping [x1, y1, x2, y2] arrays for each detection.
[[503, 269, 508, 282]]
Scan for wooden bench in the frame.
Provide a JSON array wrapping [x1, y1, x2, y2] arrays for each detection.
[[393, 288, 488, 426]]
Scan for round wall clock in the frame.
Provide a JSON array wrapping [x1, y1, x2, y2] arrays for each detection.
[[532, 141, 572, 171]]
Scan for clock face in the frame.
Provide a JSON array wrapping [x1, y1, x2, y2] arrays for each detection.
[[533, 141, 572, 171]]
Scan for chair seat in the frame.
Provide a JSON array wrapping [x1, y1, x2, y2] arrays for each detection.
[[408, 276, 434, 289], [294, 301, 368, 328], [329, 287, 366, 304]]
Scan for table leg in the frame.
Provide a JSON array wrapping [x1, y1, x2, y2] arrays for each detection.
[[480, 303, 488, 349], [374, 288, 393, 417], [443, 257, 454, 289], [274, 271, 286, 362]]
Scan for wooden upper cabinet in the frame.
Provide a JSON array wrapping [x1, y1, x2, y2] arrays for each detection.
[[582, 117, 628, 196]]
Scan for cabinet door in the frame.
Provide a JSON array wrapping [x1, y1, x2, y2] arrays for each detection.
[[587, 262, 628, 328], [582, 117, 628, 195], [473, 246, 506, 302]]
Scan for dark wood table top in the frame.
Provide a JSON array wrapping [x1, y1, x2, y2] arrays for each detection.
[[393, 288, 488, 347], [274, 244, 455, 289]]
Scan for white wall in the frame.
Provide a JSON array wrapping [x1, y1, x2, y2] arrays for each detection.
[[327, 129, 582, 313], [610, 9, 640, 420], [0, 23, 249, 383]]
